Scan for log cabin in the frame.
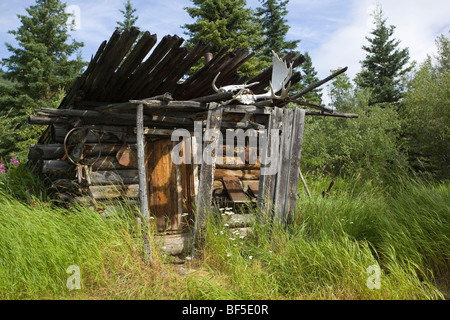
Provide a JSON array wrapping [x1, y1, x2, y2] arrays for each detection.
[[27, 28, 357, 257]]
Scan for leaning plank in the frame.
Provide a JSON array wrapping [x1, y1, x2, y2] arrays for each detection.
[[284, 108, 305, 223], [257, 107, 283, 218], [222, 177, 248, 203], [274, 108, 294, 224], [192, 102, 223, 256], [89, 184, 139, 200]]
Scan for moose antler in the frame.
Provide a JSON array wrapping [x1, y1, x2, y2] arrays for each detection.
[[212, 72, 259, 93], [211, 51, 293, 105]]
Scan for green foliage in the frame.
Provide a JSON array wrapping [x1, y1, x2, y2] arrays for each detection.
[[255, 0, 299, 61], [116, 0, 139, 31], [182, 0, 266, 76], [435, 31, 450, 74], [0, 0, 85, 159], [2, 0, 85, 100], [190, 177, 448, 299], [303, 73, 407, 183], [355, 5, 412, 106], [401, 36, 450, 179], [0, 174, 448, 299], [0, 163, 47, 202], [294, 51, 322, 104]]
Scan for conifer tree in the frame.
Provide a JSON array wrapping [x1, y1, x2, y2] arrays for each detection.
[[2, 0, 85, 101], [296, 51, 322, 105], [0, 0, 85, 158], [116, 0, 139, 31], [182, 0, 265, 75], [255, 0, 299, 60], [356, 5, 411, 106]]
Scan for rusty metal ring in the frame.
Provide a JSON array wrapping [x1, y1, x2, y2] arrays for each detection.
[[63, 127, 102, 167]]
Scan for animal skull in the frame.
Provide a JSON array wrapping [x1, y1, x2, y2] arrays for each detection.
[[212, 51, 293, 105]]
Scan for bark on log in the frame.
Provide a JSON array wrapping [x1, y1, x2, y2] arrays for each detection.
[[89, 184, 139, 199]]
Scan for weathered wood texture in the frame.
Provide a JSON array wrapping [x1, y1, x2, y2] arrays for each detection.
[[193, 103, 223, 251], [145, 138, 179, 232], [257, 107, 283, 218]]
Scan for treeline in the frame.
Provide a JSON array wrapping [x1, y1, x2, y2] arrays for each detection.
[[302, 7, 449, 182], [0, 0, 448, 182]]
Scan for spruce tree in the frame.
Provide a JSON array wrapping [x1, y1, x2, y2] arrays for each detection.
[[116, 0, 139, 31], [0, 0, 85, 158], [255, 0, 299, 60], [435, 31, 450, 74], [356, 5, 411, 106], [296, 51, 322, 105], [2, 0, 85, 101], [182, 0, 265, 75]]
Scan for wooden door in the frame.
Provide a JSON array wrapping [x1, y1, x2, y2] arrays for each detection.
[[145, 137, 194, 233]]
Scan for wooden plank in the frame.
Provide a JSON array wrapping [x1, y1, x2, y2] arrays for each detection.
[[136, 103, 151, 263], [145, 138, 178, 232], [284, 108, 305, 223], [137, 104, 149, 218], [214, 169, 260, 180], [245, 181, 260, 198], [108, 31, 158, 98], [222, 177, 248, 203], [191, 132, 200, 197], [173, 141, 184, 231], [257, 107, 283, 219], [193, 102, 223, 255], [274, 108, 294, 224]]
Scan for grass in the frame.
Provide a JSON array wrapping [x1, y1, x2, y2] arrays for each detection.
[[0, 165, 448, 299]]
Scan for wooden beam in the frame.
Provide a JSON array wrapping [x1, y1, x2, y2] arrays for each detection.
[[284, 108, 305, 223], [192, 102, 223, 257], [305, 110, 359, 118], [136, 103, 152, 263], [274, 108, 294, 224], [257, 107, 283, 220], [288, 67, 348, 101]]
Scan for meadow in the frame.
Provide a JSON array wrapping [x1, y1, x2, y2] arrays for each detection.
[[0, 165, 448, 300]]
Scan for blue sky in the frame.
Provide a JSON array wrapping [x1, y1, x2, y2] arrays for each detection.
[[1, 0, 449, 100]]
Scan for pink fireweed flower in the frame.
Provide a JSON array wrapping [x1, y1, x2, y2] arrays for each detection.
[[0, 163, 5, 174], [10, 158, 20, 166]]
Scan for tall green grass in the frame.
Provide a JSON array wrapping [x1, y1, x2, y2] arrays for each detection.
[[0, 166, 448, 299], [0, 192, 184, 299], [187, 175, 448, 300]]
